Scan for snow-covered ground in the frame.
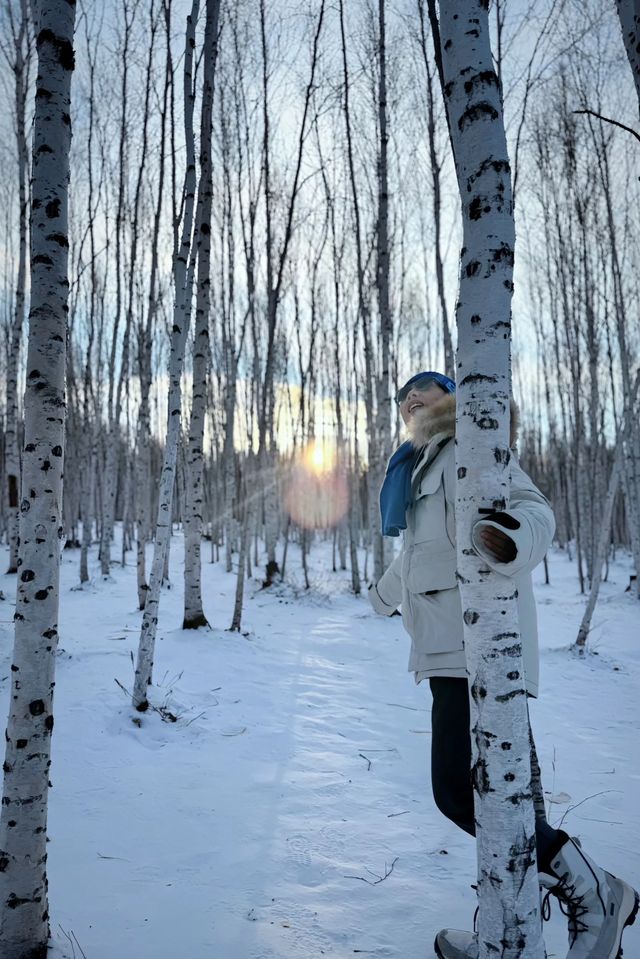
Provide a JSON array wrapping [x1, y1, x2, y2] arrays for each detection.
[[0, 533, 638, 959]]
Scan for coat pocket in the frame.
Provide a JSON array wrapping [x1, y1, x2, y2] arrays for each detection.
[[413, 459, 445, 501], [402, 537, 458, 594]]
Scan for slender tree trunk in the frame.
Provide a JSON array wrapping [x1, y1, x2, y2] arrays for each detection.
[[373, 0, 393, 582], [417, 0, 454, 377], [0, 3, 76, 955], [339, 0, 377, 585], [132, 0, 200, 710], [437, 3, 545, 956], [616, 1, 640, 114], [230, 460, 251, 632], [100, 3, 136, 578], [4, 0, 32, 575], [183, 0, 221, 629]]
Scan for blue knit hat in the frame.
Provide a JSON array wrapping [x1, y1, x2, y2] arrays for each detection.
[[396, 371, 456, 403]]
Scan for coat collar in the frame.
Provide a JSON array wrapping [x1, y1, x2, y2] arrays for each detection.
[[406, 393, 520, 449]]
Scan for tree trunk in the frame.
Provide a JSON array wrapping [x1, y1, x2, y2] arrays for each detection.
[[616, 1, 640, 114], [373, 0, 393, 582], [438, 3, 545, 956], [4, 0, 32, 575], [417, 0, 454, 377], [183, 0, 221, 629], [132, 0, 201, 710], [0, 3, 76, 955], [230, 459, 251, 632]]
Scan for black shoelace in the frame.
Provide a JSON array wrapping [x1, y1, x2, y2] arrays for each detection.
[[548, 874, 590, 946]]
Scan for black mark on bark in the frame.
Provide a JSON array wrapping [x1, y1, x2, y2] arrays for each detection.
[[464, 71, 498, 96], [477, 417, 499, 431], [460, 373, 498, 386], [458, 101, 499, 132], [495, 689, 526, 703], [37, 29, 75, 71]]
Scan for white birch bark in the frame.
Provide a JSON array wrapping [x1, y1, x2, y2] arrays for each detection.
[[373, 0, 393, 580], [132, 0, 200, 710], [418, 0, 455, 378], [575, 369, 640, 645], [0, 2, 76, 955], [99, 1, 138, 578], [438, 3, 545, 957], [616, 1, 640, 114], [183, 0, 221, 630], [79, 422, 95, 585], [135, 20, 169, 609], [576, 450, 621, 647], [230, 457, 251, 632], [3, 0, 32, 575]]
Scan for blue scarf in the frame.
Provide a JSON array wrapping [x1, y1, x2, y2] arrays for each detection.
[[379, 441, 421, 537], [380, 436, 452, 537]]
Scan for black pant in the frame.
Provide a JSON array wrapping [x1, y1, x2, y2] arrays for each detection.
[[429, 676, 561, 872]]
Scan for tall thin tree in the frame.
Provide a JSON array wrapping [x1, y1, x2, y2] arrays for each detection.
[[1, 0, 33, 574], [437, 2, 545, 956], [183, 0, 222, 629], [0, 1, 76, 955]]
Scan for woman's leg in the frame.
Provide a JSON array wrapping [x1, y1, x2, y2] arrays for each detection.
[[429, 676, 476, 835], [429, 676, 564, 870]]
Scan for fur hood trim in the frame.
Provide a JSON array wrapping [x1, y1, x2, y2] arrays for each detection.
[[407, 393, 520, 449]]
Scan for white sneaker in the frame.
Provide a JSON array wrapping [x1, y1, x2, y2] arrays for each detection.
[[540, 836, 639, 958], [433, 928, 478, 959]]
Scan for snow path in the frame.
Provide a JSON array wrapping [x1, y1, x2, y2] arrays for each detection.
[[0, 537, 638, 958]]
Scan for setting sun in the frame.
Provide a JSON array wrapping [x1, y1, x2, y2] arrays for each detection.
[[303, 440, 336, 475]]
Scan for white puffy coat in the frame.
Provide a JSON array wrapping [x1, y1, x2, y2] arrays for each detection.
[[368, 397, 555, 698]]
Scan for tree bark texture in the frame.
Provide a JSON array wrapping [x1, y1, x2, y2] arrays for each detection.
[[132, 0, 200, 710], [438, 3, 545, 957], [4, 0, 32, 575], [0, 2, 76, 955], [616, 0, 640, 116], [183, 0, 221, 629]]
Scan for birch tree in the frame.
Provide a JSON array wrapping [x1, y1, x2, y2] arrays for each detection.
[[0, 1, 76, 955], [132, 0, 201, 710], [437, 3, 544, 956], [183, 0, 221, 630], [616, 0, 640, 112], [99, 0, 139, 578], [415, 0, 454, 378], [1, 0, 33, 575]]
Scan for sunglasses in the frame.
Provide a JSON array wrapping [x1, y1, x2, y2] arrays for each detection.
[[395, 375, 443, 405]]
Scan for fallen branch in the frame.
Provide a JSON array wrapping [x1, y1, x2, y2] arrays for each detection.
[[344, 857, 399, 885], [58, 925, 88, 959], [557, 789, 620, 829]]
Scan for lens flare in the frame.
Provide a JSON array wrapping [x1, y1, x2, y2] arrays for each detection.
[[303, 440, 336, 475], [283, 441, 349, 529]]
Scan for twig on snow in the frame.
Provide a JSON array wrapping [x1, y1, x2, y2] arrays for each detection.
[[344, 856, 399, 885], [359, 752, 372, 771], [58, 925, 88, 959], [557, 790, 620, 829], [385, 702, 425, 712]]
